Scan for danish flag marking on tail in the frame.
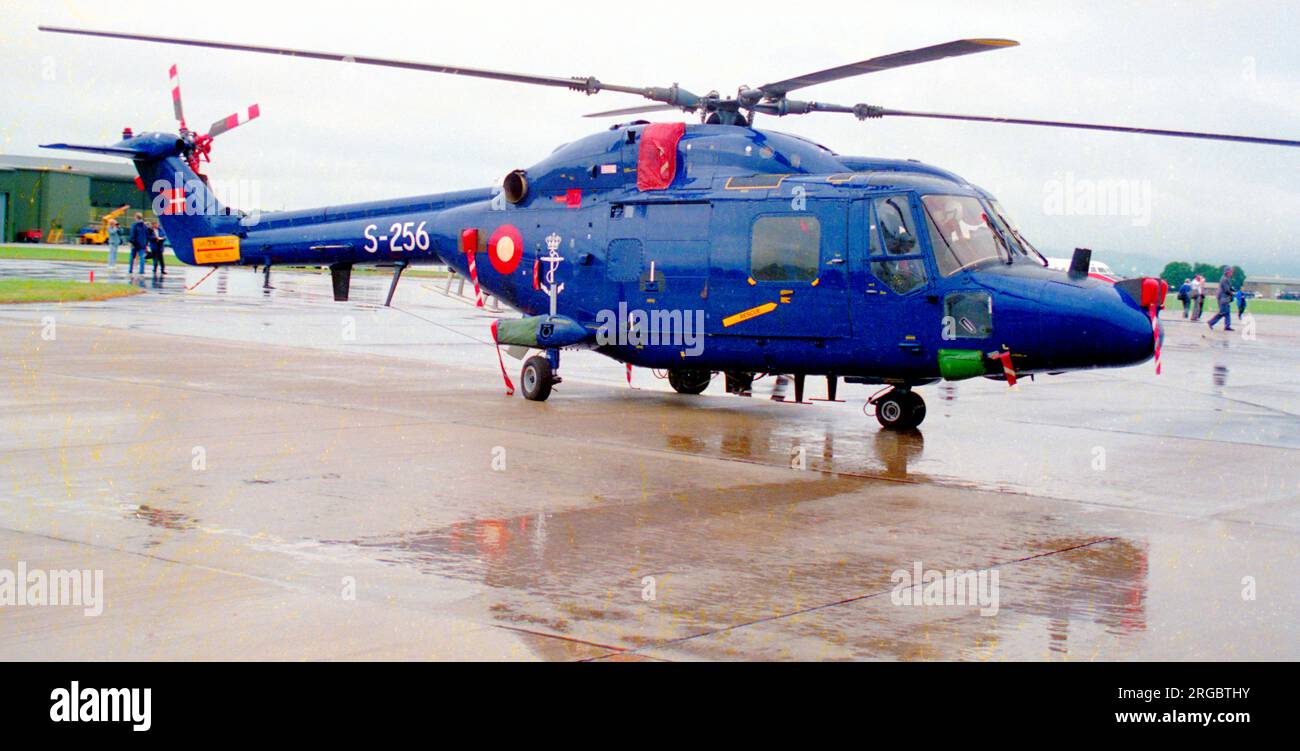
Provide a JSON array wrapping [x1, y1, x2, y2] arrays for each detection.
[[161, 188, 186, 215]]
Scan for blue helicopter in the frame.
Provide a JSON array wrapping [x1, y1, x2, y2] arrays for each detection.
[[38, 27, 1300, 428]]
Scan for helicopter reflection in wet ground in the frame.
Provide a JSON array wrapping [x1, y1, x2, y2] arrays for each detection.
[[332, 493, 1151, 660]]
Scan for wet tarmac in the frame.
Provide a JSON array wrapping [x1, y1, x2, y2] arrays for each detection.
[[1, 260, 1297, 660]]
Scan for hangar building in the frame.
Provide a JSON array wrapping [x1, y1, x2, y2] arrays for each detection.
[[0, 154, 150, 243]]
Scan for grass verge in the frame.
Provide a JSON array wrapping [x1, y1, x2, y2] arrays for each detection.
[[0, 278, 144, 304], [1164, 293, 1300, 317], [0, 245, 447, 278]]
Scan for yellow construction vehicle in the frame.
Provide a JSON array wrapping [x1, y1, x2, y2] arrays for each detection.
[[78, 204, 130, 244]]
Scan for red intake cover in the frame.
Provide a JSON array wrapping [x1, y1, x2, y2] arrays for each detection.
[[460, 228, 479, 254]]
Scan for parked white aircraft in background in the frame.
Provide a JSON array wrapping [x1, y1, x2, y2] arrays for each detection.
[[1046, 256, 1118, 282]]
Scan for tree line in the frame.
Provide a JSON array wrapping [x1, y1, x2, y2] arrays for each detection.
[[1160, 261, 1246, 288]]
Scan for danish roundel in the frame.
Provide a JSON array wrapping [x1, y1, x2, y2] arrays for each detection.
[[488, 224, 524, 275]]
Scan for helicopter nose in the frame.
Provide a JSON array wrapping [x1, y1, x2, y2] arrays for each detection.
[[1037, 280, 1155, 370]]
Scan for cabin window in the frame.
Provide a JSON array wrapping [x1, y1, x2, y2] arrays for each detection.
[[750, 215, 820, 282], [868, 196, 928, 294]]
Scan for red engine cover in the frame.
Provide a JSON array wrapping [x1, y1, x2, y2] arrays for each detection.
[[637, 122, 686, 191]]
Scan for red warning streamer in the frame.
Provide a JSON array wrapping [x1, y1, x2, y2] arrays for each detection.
[[186, 266, 219, 291], [490, 320, 515, 396], [466, 250, 485, 308], [1149, 304, 1162, 375], [993, 350, 1018, 387]]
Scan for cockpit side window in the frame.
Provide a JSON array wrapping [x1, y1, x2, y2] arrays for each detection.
[[868, 196, 928, 294], [874, 195, 918, 255]]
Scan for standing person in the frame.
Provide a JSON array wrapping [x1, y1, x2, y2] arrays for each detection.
[[1190, 275, 1205, 321], [1177, 278, 1192, 318], [129, 212, 150, 275], [1236, 287, 1248, 317], [105, 218, 121, 269], [148, 221, 167, 276], [1207, 266, 1235, 331]]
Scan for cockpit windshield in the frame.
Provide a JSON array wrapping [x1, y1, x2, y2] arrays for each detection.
[[986, 199, 1048, 266], [921, 195, 1006, 276]]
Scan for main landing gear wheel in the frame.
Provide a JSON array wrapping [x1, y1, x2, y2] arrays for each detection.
[[873, 389, 926, 430], [521, 356, 554, 402], [668, 368, 711, 395]]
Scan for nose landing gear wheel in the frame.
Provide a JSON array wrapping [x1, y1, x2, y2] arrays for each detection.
[[873, 389, 926, 429], [668, 368, 712, 395], [521, 356, 554, 402]]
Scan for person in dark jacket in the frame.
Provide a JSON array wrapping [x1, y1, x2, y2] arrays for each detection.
[[148, 221, 167, 276], [1207, 266, 1235, 331], [1177, 279, 1192, 318], [128, 213, 150, 274]]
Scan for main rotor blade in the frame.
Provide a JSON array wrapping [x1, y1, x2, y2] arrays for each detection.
[[584, 104, 679, 118], [877, 108, 1300, 147], [760, 38, 1018, 98], [38, 25, 646, 97]]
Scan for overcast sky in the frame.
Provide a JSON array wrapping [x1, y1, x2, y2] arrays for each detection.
[[3, 0, 1299, 273]]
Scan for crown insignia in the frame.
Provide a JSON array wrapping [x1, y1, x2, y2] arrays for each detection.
[[545, 232, 562, 252]]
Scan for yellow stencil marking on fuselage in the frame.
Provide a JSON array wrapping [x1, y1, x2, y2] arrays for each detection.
[[192, 235, 241, 264], [723, 302, 779, 328]]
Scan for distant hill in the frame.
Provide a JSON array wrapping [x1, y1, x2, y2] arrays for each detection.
[[1090, 250, 1164, 278]]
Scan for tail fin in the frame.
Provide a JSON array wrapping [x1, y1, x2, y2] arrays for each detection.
[[44, 133, 244, 265], [136, 155, 244, 265]]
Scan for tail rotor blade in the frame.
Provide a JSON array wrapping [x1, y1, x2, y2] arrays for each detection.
[[169, 64, 186, 130], [206, 104, 260, 138]]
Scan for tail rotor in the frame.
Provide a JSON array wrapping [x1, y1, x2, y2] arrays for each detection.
[[167, 64, 260, 176]]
